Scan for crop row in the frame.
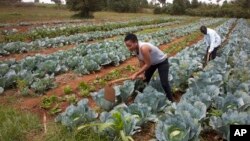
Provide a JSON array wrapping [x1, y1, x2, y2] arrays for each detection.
[[0, 20, 181, 56], [2, 18, 178, 42]]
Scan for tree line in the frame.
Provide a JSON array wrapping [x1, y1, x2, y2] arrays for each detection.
[[67, 0, 249, 18], [66, 0, 149, 18], [154, 0, 250, 18]]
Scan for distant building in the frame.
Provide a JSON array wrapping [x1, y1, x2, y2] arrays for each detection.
[[21, 0, 66, 4]]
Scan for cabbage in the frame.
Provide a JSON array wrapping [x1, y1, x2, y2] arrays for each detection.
[[55, 99, 98, 129]]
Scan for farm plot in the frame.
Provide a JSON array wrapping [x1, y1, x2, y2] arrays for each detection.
[[0, 19, 180, 56], [1, 17, 177, 43], [0, 18, 224, 95], [1, 14, 246, 141], [54, 19, 246, 141]]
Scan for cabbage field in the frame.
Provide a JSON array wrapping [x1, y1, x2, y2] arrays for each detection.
[[0, 15, 249, 141]]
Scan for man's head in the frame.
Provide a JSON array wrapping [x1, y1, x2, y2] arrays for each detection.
[[124, 33, 138, 52], [200, 26, 207, 34]]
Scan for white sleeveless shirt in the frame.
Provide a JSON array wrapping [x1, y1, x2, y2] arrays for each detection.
[[136, 41, 166, 65]]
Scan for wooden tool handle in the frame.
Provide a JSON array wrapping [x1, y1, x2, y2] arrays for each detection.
[[108, 75, 145, 86], [109, 77, 131, 85]]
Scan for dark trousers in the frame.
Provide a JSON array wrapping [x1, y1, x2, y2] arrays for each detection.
[[144, 59, 174, 102], [206, 45, 220, 61]]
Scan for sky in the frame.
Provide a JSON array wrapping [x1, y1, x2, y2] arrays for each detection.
[[149, 0, 231, 5], [21, 0, 66, 4], [22, 0, 231, 5]]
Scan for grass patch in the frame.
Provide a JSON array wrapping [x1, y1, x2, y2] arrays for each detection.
[[0, 6, 172, 23], [0, 6, 75, 23], [93, 11, 168, 22], [40, 122, 109, 141], [0, 105, 42, 141]]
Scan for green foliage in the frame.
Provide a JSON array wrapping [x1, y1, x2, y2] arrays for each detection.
[[78, 82, 95, 97], [31, 76, 56, 94], [124, 65, 136, 72], [67, 0, 100, 18], [16, 79, 30, 96], [49, 104, 62, 115], [0, 105, 41, 141], [108, 0, 147, 13], [65, 94, 78, 105], [43, 122, 108, 141], [172, 0, 186, 15], [93, 77, 107, 87], [104, 69, 121, 81], [153, 5, 173, 14], [154, 0, 250, 18], [64, 85, 73, 95], [191, 0, 199, 8], [186, 5, 250, 18], [41, 95, 58, 109]]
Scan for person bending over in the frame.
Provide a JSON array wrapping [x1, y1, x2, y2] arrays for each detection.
[[200, 26, 221, 65], [124, 33, 174, 102]]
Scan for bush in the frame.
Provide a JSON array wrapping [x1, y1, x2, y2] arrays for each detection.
[[185, 5, 250, 18], [154, 5, 172, 14], [108, 0, 141, 13]]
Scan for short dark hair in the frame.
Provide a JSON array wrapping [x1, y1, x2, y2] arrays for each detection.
[[200, 26, 207, 34], [124, 33, 138, 42]]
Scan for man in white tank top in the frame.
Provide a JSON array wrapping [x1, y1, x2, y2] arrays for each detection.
[[124, 33, 174, 102]]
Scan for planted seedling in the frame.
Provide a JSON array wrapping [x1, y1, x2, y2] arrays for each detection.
[[65, 94, 78, 105], [64, 85, 73, 95], [16, 79, 30, 96], [49, 104, 62, 115], [40, 95, 58, 109]]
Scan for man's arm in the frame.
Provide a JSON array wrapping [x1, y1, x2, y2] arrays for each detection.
[[139, 60, 144, 67], [131, 45, 151, 80], [208, 31, 216, 53]]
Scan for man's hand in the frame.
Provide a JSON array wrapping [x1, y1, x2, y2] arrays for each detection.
[[130, 73, 138, 80], [138, 74, 145, 80]]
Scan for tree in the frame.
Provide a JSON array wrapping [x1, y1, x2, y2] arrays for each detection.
[[172, 0, 185, 14], [107, 0, 142, 13], [235, 0, 250, 9], [191, 0, 199, 8], [222, 0, 228, 7], [183, 0, 191, 9], [140, 0, 148, 7], [66, 0, 100, 18], [158, 0, 166, 6], [52, 0, 62, 6]]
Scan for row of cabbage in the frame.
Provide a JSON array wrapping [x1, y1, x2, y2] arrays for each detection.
[[203, 19, 250, 140], [2, 18, 177, 43], [153, 19, 241, 141], [54, 19, 237, 140], [168, 18, 236, 92], [139, 18, 224, 47], [0, 19, 86, 28], [0, 18, 221, 56], [1, 17, 173, 36], [28, 17, 181, 34], [0, 20, 181, 56], [154, 19, 250, 141], [0, 18, 223, 94]]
